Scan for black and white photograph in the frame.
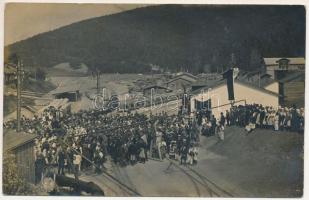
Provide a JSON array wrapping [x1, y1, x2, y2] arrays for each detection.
[[1, 1, 306, 197]]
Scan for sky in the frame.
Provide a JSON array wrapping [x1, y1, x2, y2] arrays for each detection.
[[4, 3, 148, 45]]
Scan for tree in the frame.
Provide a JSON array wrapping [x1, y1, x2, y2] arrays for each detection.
[[3, 153, 31, 195], [8, 53, 19, 65], [249, 48, 262, 70], [198, 65, 205, 74], [36, 68, 46, 80]]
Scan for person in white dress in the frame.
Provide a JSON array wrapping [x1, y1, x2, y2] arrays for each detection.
[[274, 112, 279, 131], [193, 145, 198, 165], [217, 125, 225, 141]]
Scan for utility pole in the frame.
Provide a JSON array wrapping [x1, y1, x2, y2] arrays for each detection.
[[96, 68, 100, 95], [258, 71, 261, 88], [16, 60, 22, 132]]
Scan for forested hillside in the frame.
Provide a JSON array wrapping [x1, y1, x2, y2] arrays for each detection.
[[5, 5, 305, 73]]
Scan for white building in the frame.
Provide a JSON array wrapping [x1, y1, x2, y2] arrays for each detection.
[[190, 79, 279, 117]]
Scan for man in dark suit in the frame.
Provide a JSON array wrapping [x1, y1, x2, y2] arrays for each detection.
[[57, 147, 65, 175], [259, 108, 266, 128]]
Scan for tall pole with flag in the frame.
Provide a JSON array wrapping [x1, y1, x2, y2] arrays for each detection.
[[223, 67, 239, 105]]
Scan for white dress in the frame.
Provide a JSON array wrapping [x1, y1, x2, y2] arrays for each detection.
[[218, 127, 224, 140], [193, 147, 198, 163], [274, 115, 279, 131]]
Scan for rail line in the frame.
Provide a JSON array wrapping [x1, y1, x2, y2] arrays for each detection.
[[60, 137, 141, 196], [166, 158, 234, 197], [100, 168, 140, 196]]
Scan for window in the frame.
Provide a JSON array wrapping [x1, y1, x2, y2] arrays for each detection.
[[278, 58, 290, 70]]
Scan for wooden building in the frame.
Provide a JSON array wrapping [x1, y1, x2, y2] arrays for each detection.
[[4, 64, 16, 84], [278, 72, 305, 107], [143, 84, 171, 96], [4, 130, 37, 184], [166, 76, 196, 93], [166, 72, 197, 93], [263, 57, 305, 80]]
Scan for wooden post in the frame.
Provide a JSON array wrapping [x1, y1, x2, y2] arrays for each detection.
[[17, 60, 22, 132], [96, 70, 100, 95], [259, 72, 261, 87]]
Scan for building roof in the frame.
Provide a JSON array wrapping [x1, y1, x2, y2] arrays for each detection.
[[166, 76, 197, 84], [191, 79, 279, 97], [4, 64, 16, 74], [236, 73, 277, 88], [191, 79, 224, 88], [191, 79, 225, 95], [51, 89, 80, 95], [220, 69, 277, 88], [143, 84, 169, 90], [174, 72, 198, 80], [191, 80, 207, 87], [4, 130, 37, 152], [260, 73, 272, 78], [263, 57, 305, 66], [235, 80, 279, 97], [278, 71, 305, 83]]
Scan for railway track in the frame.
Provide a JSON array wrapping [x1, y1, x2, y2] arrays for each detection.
[[107, 160, 141, 196], [60, 138, 141, 196], [166, 158, 234, 197]]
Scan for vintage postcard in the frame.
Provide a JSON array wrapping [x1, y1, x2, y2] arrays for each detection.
[[2, 2, 305, 197]]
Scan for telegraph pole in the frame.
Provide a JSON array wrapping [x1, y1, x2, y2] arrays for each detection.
[[258, 71, 261, 88], [96, 68, 100, 95], [16, 60, 22, 132]]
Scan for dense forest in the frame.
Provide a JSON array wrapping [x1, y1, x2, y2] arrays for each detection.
[[5, 5, 305, 74]]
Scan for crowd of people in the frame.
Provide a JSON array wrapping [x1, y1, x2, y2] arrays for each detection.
[[3, 102, 304, 184], [228, 104, 305, 133], [196, 109, 226, 140], [196, 104, 304, 139], [4, 106, 200, 184]]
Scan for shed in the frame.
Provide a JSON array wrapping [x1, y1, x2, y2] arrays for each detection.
[[278, 72, 305, 107], [4, 130, 37, 184], [263, 57, 305, 79]]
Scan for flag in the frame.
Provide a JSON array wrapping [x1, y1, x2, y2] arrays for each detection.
[[233, 68, 239, 79], [223, 68, 235, 101]]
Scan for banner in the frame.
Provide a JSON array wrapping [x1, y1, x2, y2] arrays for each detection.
[[223, 68, 235, 101]]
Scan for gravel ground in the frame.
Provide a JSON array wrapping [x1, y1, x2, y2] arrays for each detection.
[[203, 126, 304, 197], [74, 126, 303, 197]]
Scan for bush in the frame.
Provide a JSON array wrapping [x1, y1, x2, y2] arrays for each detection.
[[3, 153, 34, 195]]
